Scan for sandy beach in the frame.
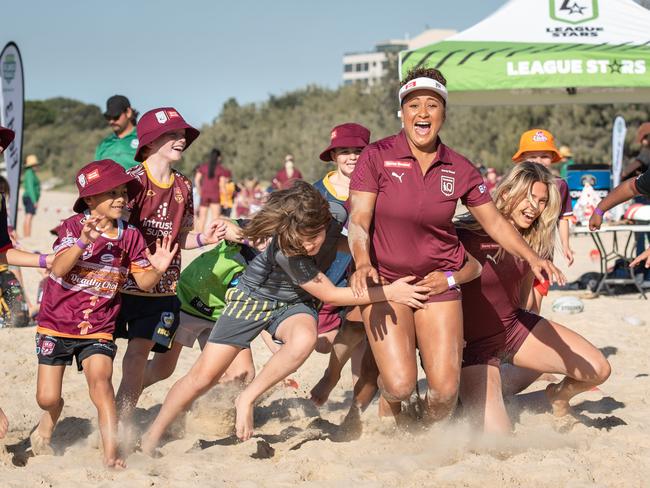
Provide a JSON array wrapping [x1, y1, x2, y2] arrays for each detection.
[[0, 189, 648, 487]]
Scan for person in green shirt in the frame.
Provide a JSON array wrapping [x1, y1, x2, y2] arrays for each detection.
[[22, 154, 41, 238], [94, 95, 139, 170]]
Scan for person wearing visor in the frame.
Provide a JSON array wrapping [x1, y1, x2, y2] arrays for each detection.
[[348, 67, 565, 424], [95, 95, 140, 170]]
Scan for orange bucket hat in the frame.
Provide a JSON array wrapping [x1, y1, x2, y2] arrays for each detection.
[[512, 129, 561, 163]]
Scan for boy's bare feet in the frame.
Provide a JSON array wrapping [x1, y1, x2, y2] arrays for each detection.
[[29, 430, 54, 456], [104, 455, 127, 469], [234, 395, 255, 441]]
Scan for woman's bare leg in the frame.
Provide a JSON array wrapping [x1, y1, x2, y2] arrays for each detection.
[[512, 318, 611, 416], [361, 302, 417, 419], [459, 364, 512, 434], [415, 300, 464, 422], [195, 205, 208, 233]]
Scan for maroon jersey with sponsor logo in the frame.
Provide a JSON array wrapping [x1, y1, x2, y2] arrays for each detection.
[[350, 131, 491, 281], [457, 228, 530, 342], [123, 162, 194, 296], [37, 213, 151, 340], [555, 177, 573, 218]]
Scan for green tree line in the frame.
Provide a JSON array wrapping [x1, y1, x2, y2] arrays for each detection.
[[21, 85, 649, 187]]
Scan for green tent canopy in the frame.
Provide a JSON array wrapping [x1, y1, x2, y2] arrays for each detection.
[[399, 0, 650, 105]]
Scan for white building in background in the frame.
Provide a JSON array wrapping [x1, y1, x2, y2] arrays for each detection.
[[342, 29, 456, 86]]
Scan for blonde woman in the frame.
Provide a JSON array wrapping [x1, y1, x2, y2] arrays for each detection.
[[456, 162, 610, 434]]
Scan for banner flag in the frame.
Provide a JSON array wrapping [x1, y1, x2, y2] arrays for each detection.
[[611, 115, 626, 221], [0, 42, 25, 227]]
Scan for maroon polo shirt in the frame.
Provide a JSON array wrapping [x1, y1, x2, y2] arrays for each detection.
[[350, 130, 491, 281], [457, 228, 530, 343], [197, 163, 232, 201]]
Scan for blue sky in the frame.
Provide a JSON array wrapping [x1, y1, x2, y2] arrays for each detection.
[[4, 0, 508, 125]]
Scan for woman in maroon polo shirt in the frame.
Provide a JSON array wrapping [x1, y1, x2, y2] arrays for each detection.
[[348, 67, 564, 422], [457, 162, 610, 433], [195, 148, 231, 231]]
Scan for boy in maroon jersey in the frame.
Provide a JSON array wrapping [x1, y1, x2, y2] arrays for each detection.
[[114, 107, 228, 430], [31, 160, 177, 468]]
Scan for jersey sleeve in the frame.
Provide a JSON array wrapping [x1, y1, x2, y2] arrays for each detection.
[[635, 168, 650, 197], [52, 217, 79, 254], [182, 178, 195, 232], [126, 227, 153, 274], [461, 166, 492, 207], [0, 196, 13, 253], [275, 251, 320, 285], [349, 147, 380, 193], [557, 179, 573, 218]]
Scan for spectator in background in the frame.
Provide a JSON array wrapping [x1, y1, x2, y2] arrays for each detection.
[[195, 148, 231, 231], [234, 177, 265, 218], [484, 167, 499, 196], [621, 123, 650, 257], [95, 95, 139, 170], [559, 145, 575, 179], [21, 154, 41, 238], [272, 154, 303, 190]]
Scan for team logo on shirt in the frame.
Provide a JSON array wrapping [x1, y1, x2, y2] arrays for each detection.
[[131, 139, 139, 149], [384, 161, 412, 169], [174, 187, 184, 203], [391, 172, 405, 183], [478, 184, 487, 194], [146, 189, 156, 198], [441, 175, 455, 196], [100, 253, 114, 264]]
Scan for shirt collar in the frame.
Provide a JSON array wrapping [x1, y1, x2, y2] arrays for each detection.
[[394, 130, 453, 165]]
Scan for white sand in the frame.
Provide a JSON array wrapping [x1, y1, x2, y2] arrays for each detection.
[[0, 190, 648, 487]]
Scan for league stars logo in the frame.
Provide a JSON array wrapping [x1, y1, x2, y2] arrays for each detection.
[[608, 60, 622, 74], [562, 1, 586, 15]]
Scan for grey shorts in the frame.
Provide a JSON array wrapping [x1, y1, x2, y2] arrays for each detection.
[[208, 287, 318, 349], [174, 311, 214, 348]]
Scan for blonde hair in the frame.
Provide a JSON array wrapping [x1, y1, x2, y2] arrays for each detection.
[[457, 161, 560, 260]]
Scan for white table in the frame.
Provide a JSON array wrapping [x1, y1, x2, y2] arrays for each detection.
[[572, 224, 650, 299]]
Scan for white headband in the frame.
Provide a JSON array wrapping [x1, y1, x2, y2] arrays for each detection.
[[398, 77, 448, 104]]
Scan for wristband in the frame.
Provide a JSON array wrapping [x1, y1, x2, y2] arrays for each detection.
[[444, 271, 457, 290], [196, 233, 205, 247], [75, 238, 88, 250], [38, 254, 48, 269], [594, 207, 605, 217], [242, 238, 250, 247]]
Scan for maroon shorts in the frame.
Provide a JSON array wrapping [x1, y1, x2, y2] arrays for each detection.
[[200, 196, 220, 206], [462, 310, 542, 367], [379, 273, 462, 303], [317, 302, 343, 335]]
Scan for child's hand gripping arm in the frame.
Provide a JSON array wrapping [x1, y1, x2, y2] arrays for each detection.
[[415, 251, 482, 296]]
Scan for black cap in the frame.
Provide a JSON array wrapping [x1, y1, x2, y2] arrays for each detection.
[[104, 95, 131, 119]]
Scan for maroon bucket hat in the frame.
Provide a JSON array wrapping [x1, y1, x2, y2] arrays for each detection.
[[0, 125, 15, 150], [319, 123, 371, 162], [134, 107, 200, 162], [73, 159, 141, 213]]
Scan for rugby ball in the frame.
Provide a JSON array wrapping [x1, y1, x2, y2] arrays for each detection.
[[624, 203, 650, 222], [552, 296, 584, 314]]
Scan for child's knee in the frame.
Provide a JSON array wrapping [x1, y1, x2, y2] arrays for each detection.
[[36, 392, 62, 411]]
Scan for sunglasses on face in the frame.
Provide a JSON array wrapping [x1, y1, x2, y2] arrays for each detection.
[[104, 111, 125, 122]]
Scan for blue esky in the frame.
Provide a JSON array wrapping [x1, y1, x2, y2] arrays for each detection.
[[4, 0, 508, 125]]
